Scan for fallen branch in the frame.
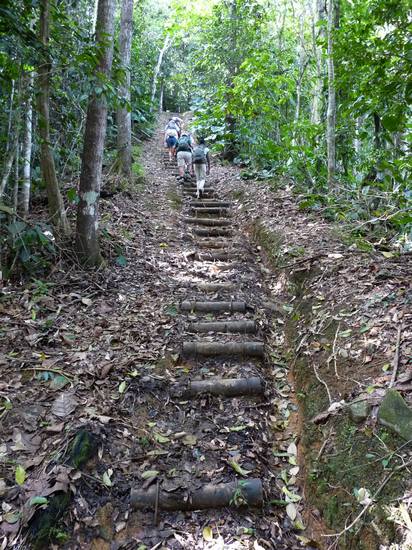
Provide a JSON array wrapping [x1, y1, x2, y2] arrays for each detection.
[[389, 324, 403, 389], [183, 217, 231, 227]]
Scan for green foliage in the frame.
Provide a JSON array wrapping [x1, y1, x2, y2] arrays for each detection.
[[0, 213, 56, 278]]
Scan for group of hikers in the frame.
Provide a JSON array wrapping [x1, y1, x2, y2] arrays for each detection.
[[164, 117, 210, 199]]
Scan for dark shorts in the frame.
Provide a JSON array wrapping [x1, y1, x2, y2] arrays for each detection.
[[166, 136, 178, 148]]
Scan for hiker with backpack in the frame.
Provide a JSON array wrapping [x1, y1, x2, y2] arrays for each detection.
[[176, 133, 194, 182], [192, 137, 210, 198], [164, 126, 179, 161]]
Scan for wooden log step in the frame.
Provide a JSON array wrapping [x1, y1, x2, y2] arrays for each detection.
[[183, 217, 231, 227], [183, 182, 212, 189], [130, 479, 263, 511], [188, 320, 256, 333], [196, 239, 232, 249], [191, 207, 231, 216], [174, 376, 263, 397], [194, 252, 234, 262], [180, 300, 246, 313], [193, 228, 232, 237], [183, 189, 216, 195], [196, 282, 234, 292], [189, 201, 232, 208], [182, 341, 264, 358]]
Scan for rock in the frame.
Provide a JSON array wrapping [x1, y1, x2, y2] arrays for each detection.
[[97, 503, 113, 542], [349, 400, 371, 423], [378, 390, 412, 441]]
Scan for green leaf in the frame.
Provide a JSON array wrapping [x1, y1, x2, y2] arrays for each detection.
[[154, 433, 170, 444], [202, 526, 213, 541], [141, 470, 159, 480], [116, 255, 127, 267], [228, 460, 250, 477], [15, 464, 26, 486], [102, 469, 113, 487], [29, 496, 49, 506], [118, 381, 127, 394]]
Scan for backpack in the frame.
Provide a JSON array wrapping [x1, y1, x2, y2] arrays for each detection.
[[176, 136, 192, 152], [192, 146, 207, 164], [166, 121, 178, 130]]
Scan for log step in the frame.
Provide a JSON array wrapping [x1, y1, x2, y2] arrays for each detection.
[[183, 217, 231, 227], [183, 182, 213, 189], [174, 377, 263, 398], [193, 228, 232, 237], [181, 300, 246, 313], [194, 252, 234, 262], [183, 189, 216, 195], [189, 201, 232, 208], [130, 479, 263, 511], [182, 341, 264, 358], [188, 320, 256, 333], [191, 207, 231, 216], [196, 239, 233, 249]]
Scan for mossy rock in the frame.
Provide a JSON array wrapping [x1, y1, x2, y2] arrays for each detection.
[[378, 389, 412, 441], [67, 429, 98, 468]]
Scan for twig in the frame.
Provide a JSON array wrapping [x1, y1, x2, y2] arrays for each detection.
[[327, 323, 340, 379], [154, 480, 160, 526], [280, 253, 327, 269], [389, 325, 402, 388], [323, 458, 412, 539], [313, 364, 333, 405]]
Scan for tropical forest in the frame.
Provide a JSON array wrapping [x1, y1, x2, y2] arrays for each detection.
[[0, 0, 411, 548]]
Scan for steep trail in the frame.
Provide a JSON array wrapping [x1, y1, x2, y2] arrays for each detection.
[[116, 117, 304, 548]]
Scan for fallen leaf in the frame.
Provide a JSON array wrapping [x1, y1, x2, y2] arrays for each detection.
[[102, 470, 113, 487], [118, 381, 127, 394], [286, 502, 297, 521], [182, 434, 197, 446], [202, 526, 213, 541], [51, 393, 77, 418], [141, 470, 159, 480], [15, 465, 26, 486], [228, 460, 250, 477]]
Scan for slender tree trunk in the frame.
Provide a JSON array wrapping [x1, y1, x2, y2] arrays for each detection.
[[76, 0, 116, 266], [37, 0, 70, 234], [159, 81, 164, 112], [310, 0, 325, 125], [13, 140, 20, 220], [150, 34, 171, 109], [22, 72, 34, 213], [0, 80, 22, 200], [116, 0, 133, 178], [326, 0, 336, 186]]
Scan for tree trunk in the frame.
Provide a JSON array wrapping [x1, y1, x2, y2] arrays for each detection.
[[22, 72, 34, 213], [75, 0, 116, 266], [310, 0, 325, 125], [326, 0, 336, 186], [37, 0, 70, 235], [150, 35, 171, 109], [116, 0, 133, 178], [159, 81, 164, 112], [13, 140, 20, 220]]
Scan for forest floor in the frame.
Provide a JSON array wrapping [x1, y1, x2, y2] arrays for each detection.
[[1, 115, 411, 550]]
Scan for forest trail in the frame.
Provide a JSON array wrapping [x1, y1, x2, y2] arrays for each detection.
[[1, 116, 304, 549], [1, 115, 411, 550]]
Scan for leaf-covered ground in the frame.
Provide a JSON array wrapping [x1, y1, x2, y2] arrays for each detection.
[[1, 116, 411, 549]]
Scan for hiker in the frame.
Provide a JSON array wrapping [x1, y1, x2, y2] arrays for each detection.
[[165, 117, 180, 136], [192, 137, 210, 198], [172, 116, 183, 135], [164, 126, 179, 161], [176, 133, 194, 182]]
